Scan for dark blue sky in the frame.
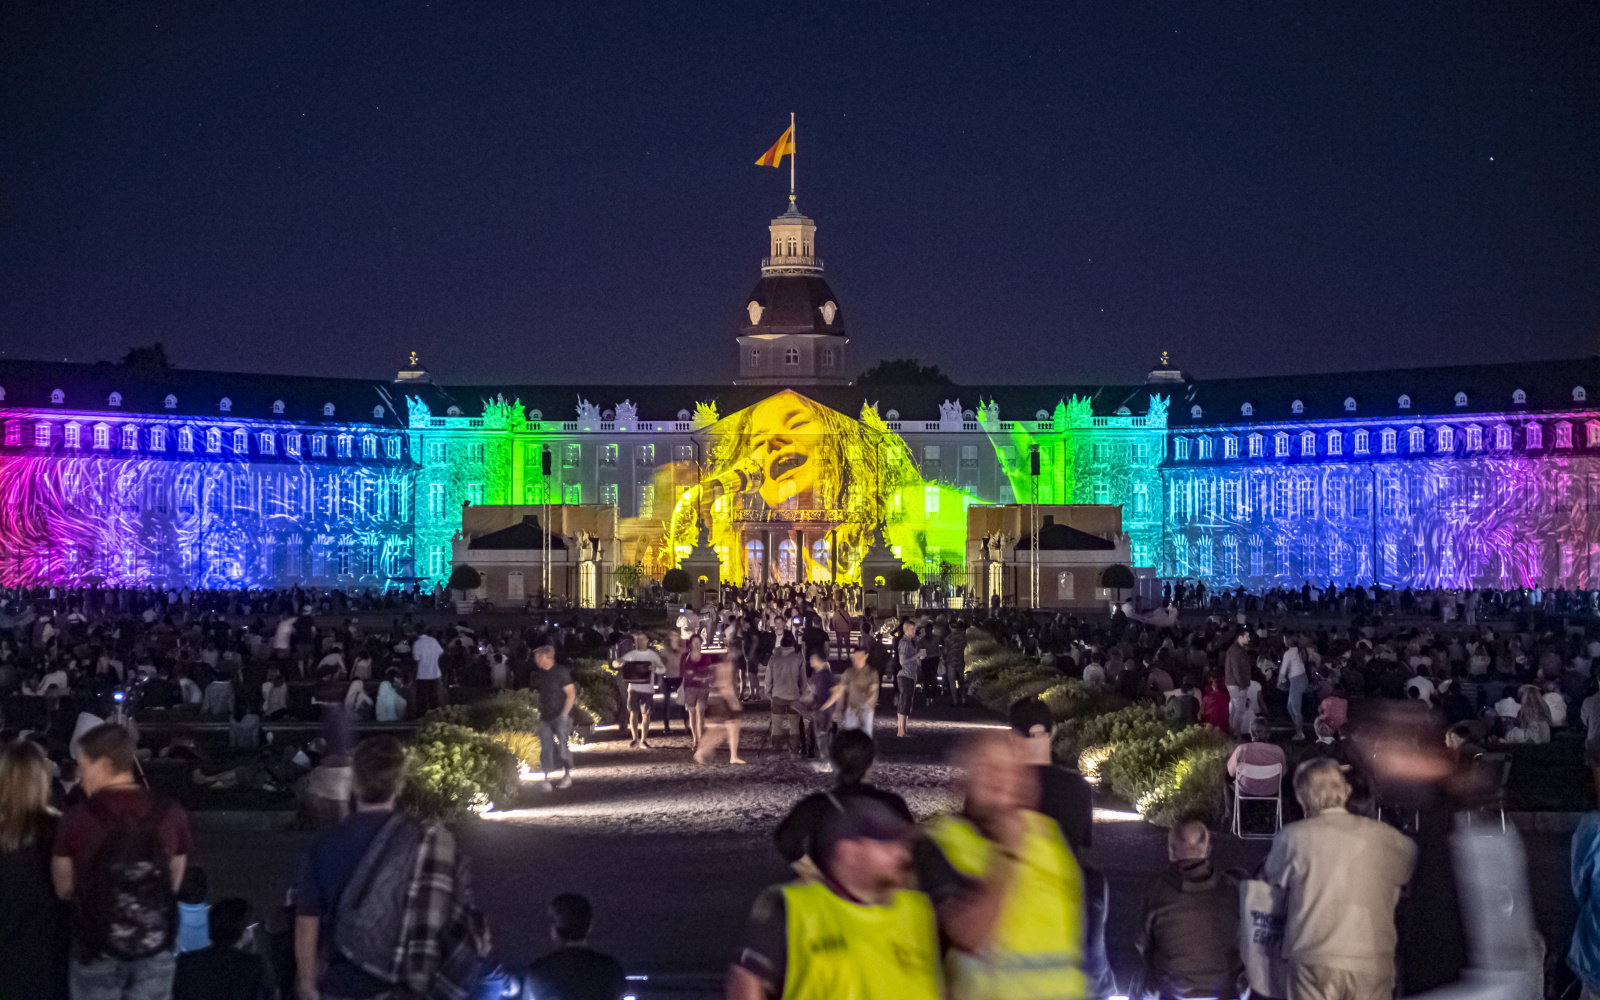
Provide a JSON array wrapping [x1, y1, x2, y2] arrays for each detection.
[[2, 2, 1597, 385]]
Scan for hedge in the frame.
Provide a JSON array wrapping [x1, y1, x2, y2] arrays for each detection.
[[403, 721, 520, 819], [963, 629, 1229, 827]]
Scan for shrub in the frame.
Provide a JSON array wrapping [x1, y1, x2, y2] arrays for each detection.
[[888, 567, 921, 593], [964, 629, 1060, 712], [403, 721, 519, 819], [446, 564, 482, 593], [569, 658, 620, 732], [661, 568, 690, 594], [1040, 679, 1127, 729]]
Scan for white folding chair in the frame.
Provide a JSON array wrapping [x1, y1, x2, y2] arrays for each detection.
[[1232, 761, 1284, 839]]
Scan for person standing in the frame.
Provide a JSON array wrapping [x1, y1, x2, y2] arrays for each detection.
[[1224, 630, 1252, 737], [53, 723, 192, 1000], [728, 796, 940, 1000], [1263, 759, 1416, 1000], [411, 629, 444, 716], [534, 645, 577, 791], [895, 622, 923, 738], [522, 893, 626, 1000], [1133, 819, 1241, 1000], [766, 633, 807, 755], [0, 739, 70, 1000], [1281, 636, 1309, 740], [294, 736, 488, 1000], [774, 729, 913, 875], [657, 634, 684, 737], [617, 633, 664, 749]]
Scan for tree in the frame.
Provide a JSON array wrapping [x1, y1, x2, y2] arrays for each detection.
[[446, 564, 482, 595], [887, 567, 921, 595], [1101, 564, 1136, 603], [120, 343, 172, 370], [855, 358, 954, 387], [661, 568, 691, 595]]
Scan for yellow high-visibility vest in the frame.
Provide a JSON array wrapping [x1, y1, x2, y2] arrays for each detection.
[[780, 880, 942, 1000], [926, 810, 1087, 1000]]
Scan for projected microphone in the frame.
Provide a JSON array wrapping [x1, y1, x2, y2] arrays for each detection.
[[704, 457, 764, 498]]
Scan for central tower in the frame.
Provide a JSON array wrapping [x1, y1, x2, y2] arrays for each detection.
[[734, 200, 849, 385]]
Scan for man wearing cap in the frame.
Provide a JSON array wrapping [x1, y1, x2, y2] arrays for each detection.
[[729, 797, 941, 1000], [926, 730, 1088, 1000]]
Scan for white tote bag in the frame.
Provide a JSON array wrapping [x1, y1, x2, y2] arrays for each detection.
[[1240, 878, 1290, 1000]]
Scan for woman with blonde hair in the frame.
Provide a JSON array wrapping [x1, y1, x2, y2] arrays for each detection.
[[0, 739, 69, 999], [1508, 684, 1552, 745]]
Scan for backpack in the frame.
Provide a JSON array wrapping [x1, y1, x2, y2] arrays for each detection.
[[76, 794, 177, 961], [333, 812, 425, 985]]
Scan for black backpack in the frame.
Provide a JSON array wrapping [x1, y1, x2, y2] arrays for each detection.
[[75, 795, 177, 961]]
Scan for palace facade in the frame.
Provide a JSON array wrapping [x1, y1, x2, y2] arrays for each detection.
[[1, 199, 1594, 598]]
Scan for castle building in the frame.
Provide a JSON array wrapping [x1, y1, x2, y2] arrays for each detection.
[[0, 199, 1594, 598]]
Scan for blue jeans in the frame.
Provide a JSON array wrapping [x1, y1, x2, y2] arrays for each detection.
[[540, 717, 572, 776], [70, 951, 176, 1000], [1288, 674, 1308, 736]]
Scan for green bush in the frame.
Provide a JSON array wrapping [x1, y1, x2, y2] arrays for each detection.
[[888, 567, 921, 592], [661, 568, 691, 594], [964, 629, 1061, 712], [403, 721, 520, 819], [570, 658, 619, 729]]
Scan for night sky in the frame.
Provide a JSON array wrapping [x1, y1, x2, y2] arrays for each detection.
[[3, 3, 1597, 386]]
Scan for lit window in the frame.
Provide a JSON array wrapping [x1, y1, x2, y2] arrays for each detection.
[[286, 432, 302, 457], [1576, 387, 1588, 403], [259, 431, 276, 454], [465, 442, 485, 462], [164, 394, 177, 410], [564, 444, 580, 467], [1132, 483, 1148, 515], [1092, 443, 1110, 461], [1274, 432, 1290, 457], [178, 427, 194, 452], [1526, 423, 1543, 449], [1380, 428, 1396, 454], [1353, 429, 1369, 455], [1248, 433, 1263, 458], [635, 444, 654, 466], [637, 483, 655, 517], [233, 428, 248, 453], [1222, 435, 1239, 459], [64, 423, 80, 448], [562, 484, 581, 504], [1291, 399, 1304, 414], [311, 434, 327, 457], [34, 422, 51, 447], [602, 483, 618, 505], [1093, 481, 1109, 504], [1437, 426, 1454, 451], [924, 486, 940, 515], [1132, 441, 1151, 463], [1493, 425, 1511, 450], [1326, 430, 1342, 456], [428, 483, 445, 517], [1512, 389, 1526, 405], [385, 436, 401, 459], [1454, 392, 1468, 407], [1407, 427, 1425, 452], [108, 392, 122, 407], [361, 435, 376, 458], [150, 426, 166, 451], [1197, 436, 1213, 460], [1556, 422, 1573, 448], [337, 435, 352, 458], [1174, 437, 1190, 460], [784, 348, 800, 365], [1465, 425, 1482, 450], [1190, 405, 1203, 419], [601, 444, 618, 467], [1398, 394, 1411, 409], [93, 424, 111, 449], [50, 389, 63, 405], [219, 397, 232, 413], [1344, 397, 1357, 412], [206, 427, 222, 453], [1300, 431, 1316, 456], [1241, 403, 1253, 417], [467, 482, 484, 505], [121, 425, 138, 450]]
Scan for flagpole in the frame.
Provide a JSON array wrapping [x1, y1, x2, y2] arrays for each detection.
[[789, 111, 796, 203]]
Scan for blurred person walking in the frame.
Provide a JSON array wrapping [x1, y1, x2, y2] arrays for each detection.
[[293, 736, 488, 1000], [694, 652, 745, 765], [0, 739, 70, 1000], [1262, 758, 1416, 1000], [822, 644, 878, 737], [1132, 818, 1241, 1000], [53, 723, 192, 1000], [728, 796, 940, 1000], [925, 730, 1088, 1000]]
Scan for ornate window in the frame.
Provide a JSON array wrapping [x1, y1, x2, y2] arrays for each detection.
[[1380, 428, 1397, 454], [50, 389, 64, 405], [63, 423, 80, 448], [323, 403, 335, 417], [1437, 425, 1455, 452], [164, 394, 177, 409], [336, 434, 353, 458], [385, 436, 401, 460], [108, 392, 122, 407], [1526, 423, 1543, 449], [121, 425, 138, 450], [1291, 399, 1304, 414], [362, 435, 377, 458], [1512, 389, 1526, 405], [1398, 394, 1411, 409], [750, 348, 761, 365], [232, 428, 248, 453], [1197, 437, 1213, 460], [178, 426, 194, 452], [1241, 402, 1254, 417], [1300, 430, 1316, 456], [1556, 422, 1573, 448], [1190, 405, 1203, 419], [1589, 421, 1600, 448], [1454, 392, 1468, 407], [1407, 426, 1425, 452], [93, 424, 111, 449], [1353, 429, 1370, 455], [1344, 397, 1357, 412], [34, 422, 52, 447], [1223, 435, 1239, 459], [1465, 425, 1483, 450], [150, 426, 166, 451], [1493, 424, 1511, 450], [1248, 433, 1263, 458], [1576, 387, 1588, 403], [311, 433, 328, 457], [1327, 430, 1343, 456], [1274, 432, 1290, 457], [206, 427, 222, 453], [1174, 437, 1190, 461], [219, 397, 232, 413], [259, 431, 276, 454]]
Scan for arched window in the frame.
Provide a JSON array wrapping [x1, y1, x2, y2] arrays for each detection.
[[1344, 397, 1357, 412], [164, 394, 177, 409], [1291, 399, 1304, 414], [1190, 405, 1202, 419], [219, 397, 232, 412], [323, 403, 335, 417], [1512, 389, 1527, 405], [63, 423, 80, 448], [1353, 429, 1370, 454], [1241, 402, 1253, 417], [744, 539, 765, 581], [50, 389, 64, 405], [232, 428, 248, 453], [1398, 394, 1411, 409], [272, 400, 285, 414], [1454, 392, 1468, 407], [1300, 430, 1316, 456], [108, 392, 122, 407], [750, 348, 761, 365], [1056, 571, 1075, 601], [1576, 387, 1588, 403]]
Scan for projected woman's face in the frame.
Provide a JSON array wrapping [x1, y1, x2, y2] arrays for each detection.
[[747, 392, 820, 507]]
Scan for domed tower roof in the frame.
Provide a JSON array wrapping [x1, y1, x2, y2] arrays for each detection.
[[739, 200, 845, 338]]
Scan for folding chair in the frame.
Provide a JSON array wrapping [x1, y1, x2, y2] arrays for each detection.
[[1232, 761, 1285, 839]]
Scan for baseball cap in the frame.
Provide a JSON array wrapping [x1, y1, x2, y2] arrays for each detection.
[[818, 797, 913, 862]]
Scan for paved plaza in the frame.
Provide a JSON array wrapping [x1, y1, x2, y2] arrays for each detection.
[[185, 704, 1585, 997]]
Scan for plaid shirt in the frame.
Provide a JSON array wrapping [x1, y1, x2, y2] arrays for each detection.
[[390, 820, 491, 1000]]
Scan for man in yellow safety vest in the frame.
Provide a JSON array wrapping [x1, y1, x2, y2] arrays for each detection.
[[926, 729, 1089, 1000], [727, 796, 942, 1000]]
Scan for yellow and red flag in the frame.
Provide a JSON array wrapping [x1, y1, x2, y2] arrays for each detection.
[[755, 122, 794, 168]]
